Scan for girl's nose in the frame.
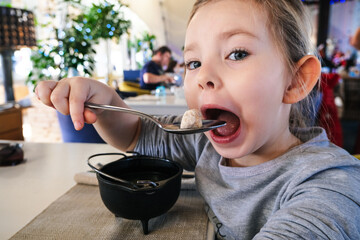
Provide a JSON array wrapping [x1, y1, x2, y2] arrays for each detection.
[[196, 65, 221, 90]]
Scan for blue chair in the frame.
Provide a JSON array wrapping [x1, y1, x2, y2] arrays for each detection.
[[56, 111, 105, 143], [119, 70, 150, 97], [123, 70, 140, 83]]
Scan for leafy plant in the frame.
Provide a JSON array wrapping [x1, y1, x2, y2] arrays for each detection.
[[127, 31, 156, 69], [128, 32, 156, 53], [27, 26, 96, 86], [27, 0, 131, 86], [79, 1, 130, 43], [26, 45, 57, 86], [0, 3, 12, 7]]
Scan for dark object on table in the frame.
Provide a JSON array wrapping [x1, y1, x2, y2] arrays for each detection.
[[0, 143, 24, 166], [88, 152, 183, 235]]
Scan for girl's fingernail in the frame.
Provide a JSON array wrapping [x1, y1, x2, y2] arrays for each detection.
[[74, 121, 83, 130]]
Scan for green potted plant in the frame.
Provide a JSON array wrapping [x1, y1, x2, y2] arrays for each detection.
[[28, 0, 131, 143], [127, 31, 156, 69], [27, 0, 95, 85], [79, 0, 130, 84]]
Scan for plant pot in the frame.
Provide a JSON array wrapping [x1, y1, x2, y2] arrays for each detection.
[[56, 111, 105, 143]]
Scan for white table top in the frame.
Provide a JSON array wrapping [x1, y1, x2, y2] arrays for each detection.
[[124, 94, 188, 115], [0, 141, 120, 240]]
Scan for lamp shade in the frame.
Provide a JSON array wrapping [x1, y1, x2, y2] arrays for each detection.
[[0, 6, 36, 102], [0, 6, 36, 49]]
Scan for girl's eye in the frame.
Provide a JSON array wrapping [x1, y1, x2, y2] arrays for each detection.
[[228, 49, 249, 61], [186, 61, 201, 70]]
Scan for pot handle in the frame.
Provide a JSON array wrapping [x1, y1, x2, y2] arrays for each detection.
[[87, 153, 158, 189]]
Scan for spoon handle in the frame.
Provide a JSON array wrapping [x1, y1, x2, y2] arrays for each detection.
[[84, 102, 162, 127]]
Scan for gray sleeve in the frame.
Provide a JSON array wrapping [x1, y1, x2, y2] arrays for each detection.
[[254, 164, 360, 239], [133, 116, 208, 171]]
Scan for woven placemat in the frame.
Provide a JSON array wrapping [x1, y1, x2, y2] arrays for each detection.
[[11, 184, 209, 240]]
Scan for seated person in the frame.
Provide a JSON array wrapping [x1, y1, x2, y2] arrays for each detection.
[[165, 59, 178, 73], [140, 46, 175, 90], [165, 59, 185, 86]]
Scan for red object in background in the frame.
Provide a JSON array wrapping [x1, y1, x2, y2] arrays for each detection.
[[318, 73, 343, 147]]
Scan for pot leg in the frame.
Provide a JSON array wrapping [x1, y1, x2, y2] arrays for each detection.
[[141, 219, 149, 235]]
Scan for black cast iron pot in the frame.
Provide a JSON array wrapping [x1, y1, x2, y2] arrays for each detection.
[[88, 152, 183, 234]]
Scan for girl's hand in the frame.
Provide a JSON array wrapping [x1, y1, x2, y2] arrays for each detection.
[[35, 77, 117, 131]]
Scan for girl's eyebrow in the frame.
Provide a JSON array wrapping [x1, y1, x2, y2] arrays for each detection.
[[184, 28, 259, 55], [219, 28, 259, 40], [184, 44, 196, 56]]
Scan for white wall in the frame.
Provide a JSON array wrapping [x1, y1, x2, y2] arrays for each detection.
[[123, 0, 194, 61], [123, 0, 166, 47], [162, 0, 194, 60], [329, 0, 360, 52]]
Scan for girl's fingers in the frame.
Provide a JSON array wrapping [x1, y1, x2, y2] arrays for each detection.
[[68, 78, 91, 130], [50, 80, 71, 116], [83, 108, 97, 125], [36, 77, 114, 131], [35, 81, 58, 108]]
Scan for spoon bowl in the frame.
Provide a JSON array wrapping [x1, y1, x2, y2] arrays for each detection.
[[84, 102, 226, 134]]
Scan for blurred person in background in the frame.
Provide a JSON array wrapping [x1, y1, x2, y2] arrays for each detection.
[[139, 46, 175, 90]]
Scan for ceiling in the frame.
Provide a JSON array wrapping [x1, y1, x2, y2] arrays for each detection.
[[123, 0, 194, 60], [161, 0, 195, 58]]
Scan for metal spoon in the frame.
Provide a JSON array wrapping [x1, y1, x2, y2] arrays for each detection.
[[84, 102, 226, 134]]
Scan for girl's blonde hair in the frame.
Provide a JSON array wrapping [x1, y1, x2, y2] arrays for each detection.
[[189, 0, 320, 129]]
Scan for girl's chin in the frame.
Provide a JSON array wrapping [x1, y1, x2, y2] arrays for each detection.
[[205, 132, 244, 158], [210, 144, 245, 160]]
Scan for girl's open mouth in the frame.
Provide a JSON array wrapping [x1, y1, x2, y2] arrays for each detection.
[[203, 107, 241, 143]]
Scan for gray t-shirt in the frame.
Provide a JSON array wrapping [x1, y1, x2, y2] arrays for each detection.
[[134, 116, 360, 239]]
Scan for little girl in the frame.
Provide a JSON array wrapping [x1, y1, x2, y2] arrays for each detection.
[[36, 0, 360, 239]]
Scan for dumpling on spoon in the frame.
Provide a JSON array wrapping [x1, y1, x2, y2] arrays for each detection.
[[180, 109, 203, 129]]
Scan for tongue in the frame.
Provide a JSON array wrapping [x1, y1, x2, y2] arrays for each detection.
[[214, 111, 240, 136]]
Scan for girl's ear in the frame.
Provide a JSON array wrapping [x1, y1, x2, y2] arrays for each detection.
[[283, 55, 321, 104]]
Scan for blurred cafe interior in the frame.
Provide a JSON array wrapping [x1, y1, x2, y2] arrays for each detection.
[[0, 0, 360, 153], [1, 0, 360, 239]]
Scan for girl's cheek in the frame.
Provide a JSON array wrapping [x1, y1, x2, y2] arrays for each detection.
[[184, 89, 196, 109], [183, 79, 191, 96], [183, 74, 200, 107]]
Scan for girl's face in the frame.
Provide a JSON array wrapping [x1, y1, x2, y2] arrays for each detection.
[[184, 0, 298, 166]]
